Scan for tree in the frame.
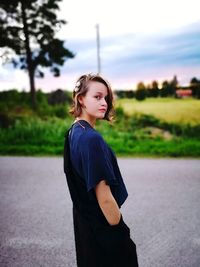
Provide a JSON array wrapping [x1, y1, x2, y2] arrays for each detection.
[[146, 84, 152, 97], [160, 80, 170, 97], [169, 75, 178, 96], [0, 0, 74, 109], [135, 82, 147, 101], [151, 80, 159, 97], [125, 90, 134, 98], [48, 89, 71, 105], [190, 77, 200, 98], [146, 81, 159, 98], [114, 90, 127, 99]]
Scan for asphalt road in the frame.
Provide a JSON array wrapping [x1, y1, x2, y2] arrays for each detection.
[[0, 156, 200, 267]]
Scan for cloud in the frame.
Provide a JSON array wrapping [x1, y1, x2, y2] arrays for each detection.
[[63, 21, 200, 71], [0, 21, 200, 91], [94, 22, 200, 86], [34, 22, 200, 89]]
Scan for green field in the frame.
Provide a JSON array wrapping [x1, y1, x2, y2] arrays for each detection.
[[116, 97, 200, 125]]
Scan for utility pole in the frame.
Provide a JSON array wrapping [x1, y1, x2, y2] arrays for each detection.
[[96, 24, 101, 74]]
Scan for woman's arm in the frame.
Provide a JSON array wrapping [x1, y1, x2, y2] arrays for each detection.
[[95, 180, 121, 225]]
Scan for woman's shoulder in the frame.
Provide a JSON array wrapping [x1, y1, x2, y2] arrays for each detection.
[[71, 120, 107, 149], [80, 127, 104, 145]]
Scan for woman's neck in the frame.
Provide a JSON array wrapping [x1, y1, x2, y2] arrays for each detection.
[[74, 116, 96, 128]]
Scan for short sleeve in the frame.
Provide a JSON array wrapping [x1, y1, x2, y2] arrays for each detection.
[[80, 133, 119, 192]]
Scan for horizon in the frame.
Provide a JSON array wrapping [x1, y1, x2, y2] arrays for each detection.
[[0, 80, 195, 93]]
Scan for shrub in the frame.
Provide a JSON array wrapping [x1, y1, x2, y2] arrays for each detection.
[[53, 105, 68, 119]]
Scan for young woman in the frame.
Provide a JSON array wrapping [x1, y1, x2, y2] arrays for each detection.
[[64, 74, 139, 267]]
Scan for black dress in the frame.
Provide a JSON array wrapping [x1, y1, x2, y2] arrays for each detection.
[[63, 120, 139, 267]]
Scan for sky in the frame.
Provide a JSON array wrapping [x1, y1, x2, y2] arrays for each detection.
[[0, 0, 200, 91]]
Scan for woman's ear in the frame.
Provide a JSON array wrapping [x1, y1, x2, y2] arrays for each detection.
[[77, 95, 84, 107]]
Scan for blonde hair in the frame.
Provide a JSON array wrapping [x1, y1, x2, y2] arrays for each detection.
[[69, 74, 114, 121]]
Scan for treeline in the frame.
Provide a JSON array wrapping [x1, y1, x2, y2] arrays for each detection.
[[115, 76, 200, 100], [0, 76, 200, 116], [0, 89, 72, 107]]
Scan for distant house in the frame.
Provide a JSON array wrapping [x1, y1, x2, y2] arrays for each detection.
[[175, 89, 192, 98]]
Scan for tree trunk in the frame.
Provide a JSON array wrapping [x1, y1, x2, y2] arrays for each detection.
[[21, 1, 36, 109]]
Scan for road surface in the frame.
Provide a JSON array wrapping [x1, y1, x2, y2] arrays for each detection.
[[0, 156, 200, 267]]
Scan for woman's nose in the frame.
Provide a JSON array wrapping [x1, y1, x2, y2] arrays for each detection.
[[101, 98, 107, 106]]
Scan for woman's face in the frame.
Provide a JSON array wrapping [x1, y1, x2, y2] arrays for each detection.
[[78, 81, 108, 121]]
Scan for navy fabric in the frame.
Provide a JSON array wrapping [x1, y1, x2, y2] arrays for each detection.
[[64, 120, 139, 267], [69, 120, 128, 207]]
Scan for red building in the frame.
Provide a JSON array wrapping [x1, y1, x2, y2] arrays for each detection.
[[176, 89, 192, 98]]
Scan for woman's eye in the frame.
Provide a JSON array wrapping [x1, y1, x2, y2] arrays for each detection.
[[95, 95, 101, 100]]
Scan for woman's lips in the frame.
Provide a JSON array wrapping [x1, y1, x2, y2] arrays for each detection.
[[99, 109, 106, 112]]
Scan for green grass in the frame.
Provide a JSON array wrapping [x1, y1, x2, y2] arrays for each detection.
[[108, 139, 200, 158], [0, 139, 199, 157], [0, 97, 200, 157], [116, 97, 200, 125], [0, 117, 70, 155], [0, 114, 200, 157]]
